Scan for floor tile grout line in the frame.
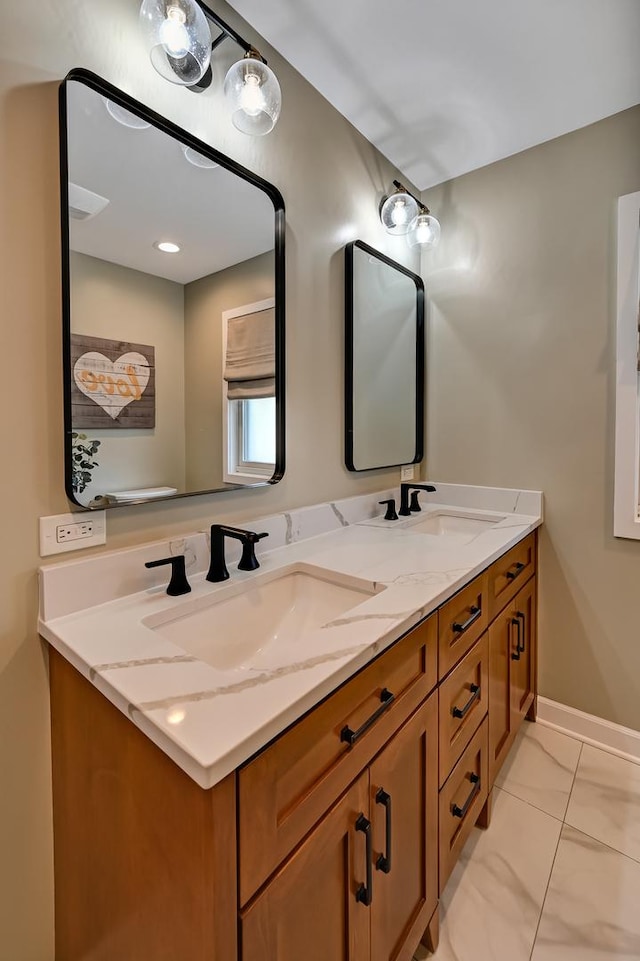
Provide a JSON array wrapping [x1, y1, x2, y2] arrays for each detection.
[[561, 740, 584, 821], [527, 812, 564, 961], [527, 739, 584, 961], [562, 821, 640, 868], [492, 783, 565, 823]]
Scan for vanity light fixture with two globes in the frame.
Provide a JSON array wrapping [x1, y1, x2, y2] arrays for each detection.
[[139, 0, 282, 135], [380, 180, 441, 249]]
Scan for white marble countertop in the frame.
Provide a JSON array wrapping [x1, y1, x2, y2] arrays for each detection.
[[39, 484, 542, 789]]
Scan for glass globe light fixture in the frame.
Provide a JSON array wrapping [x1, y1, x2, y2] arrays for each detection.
[[380, 187, 419, 236], [407, 209, 441, 249], [139, 0, 211, 87], [224, 51, 282, 135]]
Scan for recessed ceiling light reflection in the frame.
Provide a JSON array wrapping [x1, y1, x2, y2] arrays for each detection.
[[154, 240, 181, 253], [104, 98, 151, 129], [166, 706, 186, 726], [181, 144, 219, 169]]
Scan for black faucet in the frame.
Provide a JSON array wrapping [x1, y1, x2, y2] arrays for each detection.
[[379, 498, 398, 521], [145, 555, 191, 596], [399, 483, 437, 516], [207, 525, 269, 583]]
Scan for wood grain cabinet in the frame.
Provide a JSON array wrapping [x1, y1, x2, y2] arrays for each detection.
[[488, 575, 537, 784], [241, 695, 439, 961], [48, 531, 538, 961]]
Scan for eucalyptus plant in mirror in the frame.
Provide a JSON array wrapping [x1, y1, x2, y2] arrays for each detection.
[[59, 69, 285, 509]]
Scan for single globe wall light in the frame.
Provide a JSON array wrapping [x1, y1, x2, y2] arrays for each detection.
[[139, 0, 212, 86], [379, 186, 419, 236], [224, 50, 282, 136]]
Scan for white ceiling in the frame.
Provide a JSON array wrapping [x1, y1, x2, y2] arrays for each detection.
[[66, 79, 274, 284], [227, 0, 640, 190]]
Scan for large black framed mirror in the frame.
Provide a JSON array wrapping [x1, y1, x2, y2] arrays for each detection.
[[60, 69, 285, 509], [345, 240, 424, 471]]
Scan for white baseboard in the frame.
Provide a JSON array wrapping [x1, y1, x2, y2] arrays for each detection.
[[537, 696, 640, 765]]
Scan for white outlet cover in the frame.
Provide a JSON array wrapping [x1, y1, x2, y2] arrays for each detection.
[[39, 511, 106, 556]]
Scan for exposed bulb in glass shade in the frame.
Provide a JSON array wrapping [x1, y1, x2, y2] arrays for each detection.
[[224, 53, 282, 135], [407, 210, 441, 249], [380, 188, 419, 235], [139, 0, 211, 86]]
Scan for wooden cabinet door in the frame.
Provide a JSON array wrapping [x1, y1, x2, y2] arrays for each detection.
[[241, 774, 370, 961], [369, 695, 439, 961], [511, 577, 536, 722], [488, 600, 518, 784]]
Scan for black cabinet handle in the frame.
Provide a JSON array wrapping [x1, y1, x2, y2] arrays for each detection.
[[452, 683, 481, 719], [516, 611, 526, 653], [375, 789, 392, 874], [341, 689, 395, 746], [452, 605, 481, 634], [355, 814, 373, 906], [511, 617, 521, 661], [506, 561, 525, 582], [451, 773, 481, 820]]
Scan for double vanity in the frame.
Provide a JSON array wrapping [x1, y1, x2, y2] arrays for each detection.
[[39, 483, 542, 960]]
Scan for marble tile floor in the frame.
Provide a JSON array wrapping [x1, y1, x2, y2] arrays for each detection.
[[414, 721, 640, 961]]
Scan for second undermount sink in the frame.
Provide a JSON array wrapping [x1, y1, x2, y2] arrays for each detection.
[[403, 509, 506, 540], [143, 563, 382, 672]]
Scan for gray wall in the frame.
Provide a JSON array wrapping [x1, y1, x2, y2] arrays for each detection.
[[422, 104, 640, 731], [0, 1, 419, 956]]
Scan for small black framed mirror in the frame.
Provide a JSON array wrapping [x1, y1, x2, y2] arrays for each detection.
[[60, 69, 285, 509], [345, 240, 424, 471]]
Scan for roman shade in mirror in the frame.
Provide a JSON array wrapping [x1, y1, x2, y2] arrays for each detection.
[[224, 306, 275, 400], [345, 240, 424, 472], [60, 68, 285, 509]]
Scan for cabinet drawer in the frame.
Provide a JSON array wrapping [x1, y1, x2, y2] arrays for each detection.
[[487, 532, 536, 619], [438, 572, 488, 679], [438, 633, 488, 786], [438, 717, 488, 892], [238, 615, 438, 906]]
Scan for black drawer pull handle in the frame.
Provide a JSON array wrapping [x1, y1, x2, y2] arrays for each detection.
[[451, 773, 481, 820], [506, 561, 526, 581], [452, 683, 481, 719], [516, 611, 526, 652], [511, 617, 522, 661], [375, 789, 392, 874], [452, 605, 481, 634], [341, 689, 395, 746], [355, 814, 373, 906]]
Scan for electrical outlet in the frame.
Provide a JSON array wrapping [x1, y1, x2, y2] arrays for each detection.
[[40, 511, 106, 556], [400, 465, 415, 482]]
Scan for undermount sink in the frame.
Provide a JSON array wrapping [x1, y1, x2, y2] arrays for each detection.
[[403, 510, 506, 540], [144, 563, 382, 672]]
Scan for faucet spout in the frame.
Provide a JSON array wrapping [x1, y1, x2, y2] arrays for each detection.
[[399, 483, 437, 516], [207, 525, 269, 582]]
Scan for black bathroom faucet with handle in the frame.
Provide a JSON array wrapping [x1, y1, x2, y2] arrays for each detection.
[[207, 524, 269, 582], [398, 483, 437, 516]]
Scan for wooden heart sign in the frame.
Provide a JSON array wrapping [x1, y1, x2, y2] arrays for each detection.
[[74, 351, 150, 419], [70, 334, 155, 429]]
